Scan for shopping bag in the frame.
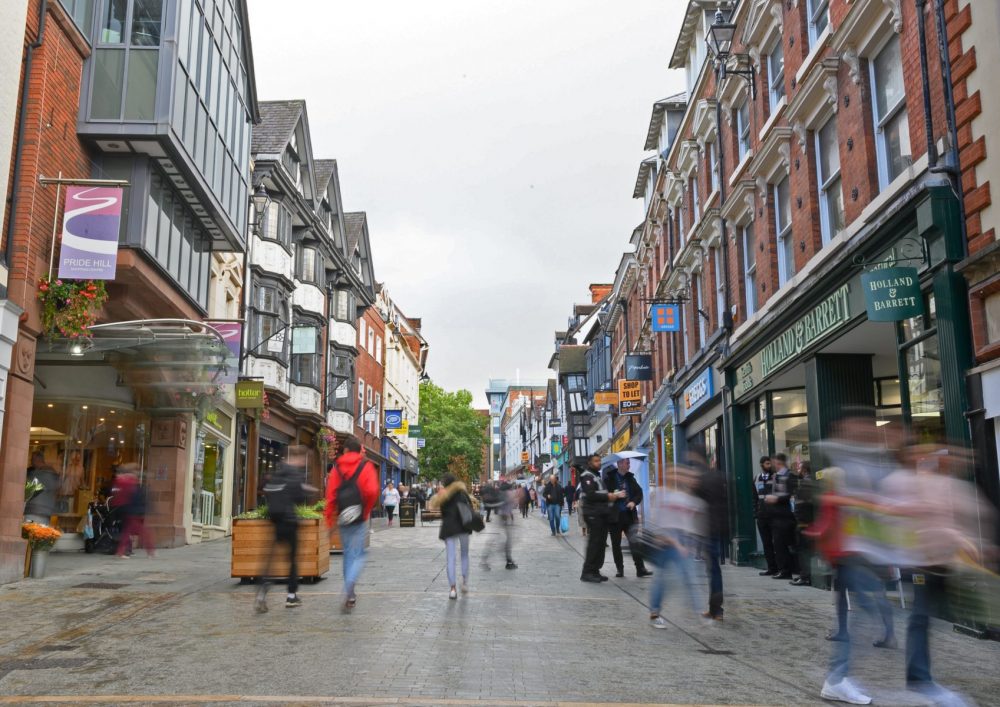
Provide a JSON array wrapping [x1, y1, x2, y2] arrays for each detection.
[[560, 514, 570, 534]]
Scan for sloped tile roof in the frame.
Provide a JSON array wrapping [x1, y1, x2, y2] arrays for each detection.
[[344, 212, 366, 253], [251, 100, 303, 155], [314, 159, 338, 194]]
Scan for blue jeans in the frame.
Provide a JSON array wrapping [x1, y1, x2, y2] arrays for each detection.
[[547, 504, 562, 534], [340, 522, 367, 598], [648, 542, 698, 616], [445, 533, 470, 587], [827, 560, 882, 684], [906, 571, 942, 686]]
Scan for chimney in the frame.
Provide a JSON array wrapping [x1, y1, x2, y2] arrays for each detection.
[[589, 283, 613, 303]]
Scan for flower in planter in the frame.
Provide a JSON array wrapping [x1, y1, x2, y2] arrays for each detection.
[[21, 522, 62, 551], [36, 277, 108, 342]]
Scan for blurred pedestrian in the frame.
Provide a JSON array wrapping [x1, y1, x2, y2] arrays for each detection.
[[766, 453, 798, 580], [255, 447, 311, 612], [325, 436, 379, 612], [645, 464, 704, 628], [543, 475, 565, 536], [580, 454, 621, 582], [790, 461, 815, 587], [482, 474, 517, 570], [113, 464, 154, 559], [752, 456, 778, 576], [383, 482, 400, 527], [428, 472, 477, 598], [481, 481, 499, 522], [519, 485, 530, 518], [24, 452, 60, 526], [692, 446, 728, 620], [564, 479, 576, 515], [603, 461, 651, 578]]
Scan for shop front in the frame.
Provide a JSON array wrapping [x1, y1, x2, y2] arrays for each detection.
[[725, 187, 973, 563], [190, 407, 235, 541], [382, 437, 403, 486], [402, 452, 418, 487], [674, 365, 724, 472]]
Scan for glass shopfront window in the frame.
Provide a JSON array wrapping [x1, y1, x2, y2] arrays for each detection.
[[744, 388, 810, 468], [899, 293, 944, 443], [192, 431, 225, 527]]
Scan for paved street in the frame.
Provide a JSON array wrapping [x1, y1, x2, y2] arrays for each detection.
[[0, 513, 997, 707]]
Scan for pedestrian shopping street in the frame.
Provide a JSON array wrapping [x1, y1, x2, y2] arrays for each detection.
[[1, 514, 996, 707]]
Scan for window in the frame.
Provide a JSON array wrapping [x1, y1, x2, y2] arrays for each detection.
[[816, 118, 844, 244], [367, 328, 375, 356], [297, 246, 321, 285], [100, 0, 127, 43], [737, 100, 751, 161], [807, 0, 830, 47], [60, 0, 96, 36], [691, 175, 701, 223], [374, 336, 382, 365], [373, 392, 381, 436], [91, 0, 162, 121], [742, 223, 758, 316], [871, 35, 911, 188], [708, 141, 719, 194], [677, 202, 686, 244], [357, 377, 365, 417], [694, 272, 706, 347], [290, 326, 322, 389], [328, 352, 354, 414], [131, 0, 162, 46], [767, 41, 785, 111], [252, 283, 287, 361], [713, 246, 725, 326], [774, 177, 794, 285]]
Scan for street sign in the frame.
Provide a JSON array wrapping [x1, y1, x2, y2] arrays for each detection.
[[407, 424, 422, 438], [417, 438, 426, 448], [651, 303, 681, 332]]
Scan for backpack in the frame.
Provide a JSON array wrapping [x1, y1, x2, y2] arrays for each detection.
[[263, 467, 300, 521], [336, 459, 367, 526]]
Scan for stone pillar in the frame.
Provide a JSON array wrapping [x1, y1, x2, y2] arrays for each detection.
[[0, 328, 35, 584], [146, 416, 191, 548]]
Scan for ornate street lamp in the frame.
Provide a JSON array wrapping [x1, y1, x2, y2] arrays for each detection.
[[251, 183, 272, 237], [706, 9, 756, 100]]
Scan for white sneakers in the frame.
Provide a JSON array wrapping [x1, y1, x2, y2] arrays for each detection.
[[649, 616, 669, 629], [821, 678, 872, 705], [448, 587, 457, 600]]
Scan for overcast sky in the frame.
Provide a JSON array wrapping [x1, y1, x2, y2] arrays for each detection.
[[248, 0, 686, 407]]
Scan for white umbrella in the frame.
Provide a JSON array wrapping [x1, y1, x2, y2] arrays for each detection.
[[602, 450, 647, 464]]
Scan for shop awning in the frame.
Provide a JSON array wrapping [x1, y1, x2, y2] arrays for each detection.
[[39, 319, 238, 413]]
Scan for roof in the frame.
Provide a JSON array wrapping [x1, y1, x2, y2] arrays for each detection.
[[558, 345, 589, 376], [633, 157, 658, 199], [644, 93, 688, 151], [314, 159, 338, 195], [344, 212, 366, 254], [251, 100, 303, 156]]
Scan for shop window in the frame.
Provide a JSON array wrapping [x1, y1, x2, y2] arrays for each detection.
[[774, 176, 794, 285], [772, 389, 807, 416], [901, 293, 937, 342], [742, 223, 758, 316], [193, 433, 225, 526], [816, 117, 844, 244], [870, 34, 912, 189], [767, 40, 785, 112], [737, 100, 751, 162]]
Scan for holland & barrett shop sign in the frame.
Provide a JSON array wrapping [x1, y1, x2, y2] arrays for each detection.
[[861, 267, 923, 321]]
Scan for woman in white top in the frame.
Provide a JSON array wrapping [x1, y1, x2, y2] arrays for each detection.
[[383, 482, 401, 526]]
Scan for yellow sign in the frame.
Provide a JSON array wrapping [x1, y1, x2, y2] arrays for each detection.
[[618, 379, 643, 415], [393, 420, 410, 436], [235, 380, 264, 409], [594, 391, 619, 406], [520, 451, 530, 463], [611, 427, 632, 453]]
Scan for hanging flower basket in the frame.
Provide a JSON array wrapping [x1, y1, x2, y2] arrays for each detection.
[[36, 277, 108, 342], [316, 426, 337, 459]]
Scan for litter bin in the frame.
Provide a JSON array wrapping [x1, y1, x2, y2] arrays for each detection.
[[399, 498, 417, 528]]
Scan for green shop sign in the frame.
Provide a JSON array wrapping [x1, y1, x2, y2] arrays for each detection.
[[861, 266, 923, 321]]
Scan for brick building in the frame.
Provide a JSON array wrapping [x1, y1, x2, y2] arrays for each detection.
[[354, 300, 386, 473], [615, 0, 995, 562]]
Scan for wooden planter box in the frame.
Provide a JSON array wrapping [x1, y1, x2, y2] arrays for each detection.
[[231, 518, 330, 582]]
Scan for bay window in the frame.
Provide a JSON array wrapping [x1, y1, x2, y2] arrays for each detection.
[[328, 352, 354, 414], [252, 282, 288, 362], [91, 0, 162, 120], [290, 325, 322, 389], [297, 246, 322, 285]]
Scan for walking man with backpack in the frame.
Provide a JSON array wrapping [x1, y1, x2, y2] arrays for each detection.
[[255, 446, 312, 613], [325, 436, 379, 612]]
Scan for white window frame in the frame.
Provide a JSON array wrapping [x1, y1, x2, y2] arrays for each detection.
[[694, 272, 706, 347], [374, 336, 382, 365], [681, 304, 690, 361], [742, 223, 758, 317], [691, 175, 701, 223], [767, 40, 785, 112], [367, 327, 375, 356], [359, 318, 366, 349], [774, 176, 794, 286], [869, 34, 910, 190], [374, 392, 381, 436], [713, 246, 725, 325], [807, 0, 830, 48], [357, 376, 365, 419], [678, 200, 686, 245], [708, 141, 719, 194], [815, 117, 843, 245], [737, 100, 751, 161]]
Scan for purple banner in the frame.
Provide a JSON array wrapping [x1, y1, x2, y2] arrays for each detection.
[[206, 321, 242, 385], [57, 186, 123, 280]]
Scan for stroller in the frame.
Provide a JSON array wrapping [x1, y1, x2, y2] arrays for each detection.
[[84, 496, 124, 554]]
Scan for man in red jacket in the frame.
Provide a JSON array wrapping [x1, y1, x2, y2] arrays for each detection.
[[325, 435, 379, 611]]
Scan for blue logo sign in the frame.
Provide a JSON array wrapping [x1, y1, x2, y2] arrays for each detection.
[[384, 409, 403, 429], [683, 368, 714, 412], [651, 304, 680, 332]]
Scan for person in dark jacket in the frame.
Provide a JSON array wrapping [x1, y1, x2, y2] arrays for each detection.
[[579, 454, 624, 582], [765, 452, 798, 580], [256, 446, 312, 612], [428, 473, 478, 599], [564, 481, 576, 515], [603, 462, 652, 578], [751, 455, 778, 575], [790, 460, 815, 587], [543, 475, 565, 536], [692, 446, 729, 620]]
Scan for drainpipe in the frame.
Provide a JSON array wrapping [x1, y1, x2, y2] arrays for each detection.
[[915, 0, 938, 169], [4, 0, 49, 277]]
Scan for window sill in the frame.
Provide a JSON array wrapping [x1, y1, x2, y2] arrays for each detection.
[[759, 98, 787, 144], [795, 25, 833, 87]]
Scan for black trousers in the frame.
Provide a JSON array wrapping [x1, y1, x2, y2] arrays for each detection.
[[771, 516, 797, 575], [582, 514, 609, 576], [609, 519, 646, 574], [260, 518, 299, 595], [756, 517, 777, 571]]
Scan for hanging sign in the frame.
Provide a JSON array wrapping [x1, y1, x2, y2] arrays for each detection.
[[235, 380, 264, 409], [625, 354, 654, 381], [291, 326, 317, 354], [206, 321, 242, 385], [520, 451, 530, 463], [651, 303, 680, 332], [417, 438, 426, 448], [683, 368, 714, 412], [618, 379, 643, 415], [266, 328, 285, 354], [594, 391, 618, 406], [58, 186, 124, 280], [611, 427, 632, 453], [394, 420, 410, 437], [861, 267, 923, 321], [407, 424, 422, 438], [384, 409, 403, 429]]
